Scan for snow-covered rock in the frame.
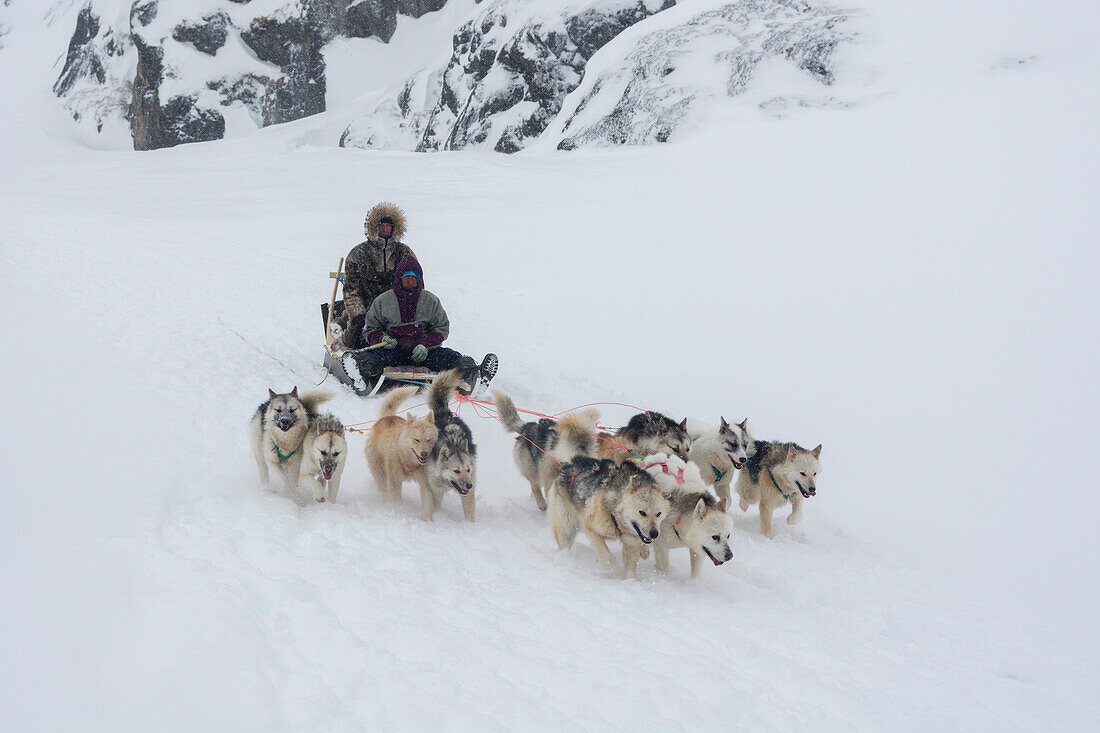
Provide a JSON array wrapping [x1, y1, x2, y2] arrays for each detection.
[[53, 0, 452, 149], [47, 0, 856, 151], [340, 0, 679, 152], [554, 0, 855, 149]]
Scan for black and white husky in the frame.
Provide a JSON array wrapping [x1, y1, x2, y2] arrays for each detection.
[[423, 369, 479, 522], [687, 417, 754, 511], [493, 389, 600, 511], [249, 387, 333, 494], [601, 411, 692, 464]]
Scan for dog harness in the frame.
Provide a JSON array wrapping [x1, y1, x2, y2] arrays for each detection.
[[672, 515, 684, 542], [274, 445, 297, 462], [609, 514, 623, 537], [767, 467, 793, 501], [710, 465, 728, 483], [644, 460, 685, 485]]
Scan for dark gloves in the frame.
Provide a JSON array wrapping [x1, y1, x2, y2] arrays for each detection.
[[390, 323, 424, 351]]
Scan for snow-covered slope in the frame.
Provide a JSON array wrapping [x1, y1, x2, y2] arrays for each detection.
[[1, 0, 1098, 729]]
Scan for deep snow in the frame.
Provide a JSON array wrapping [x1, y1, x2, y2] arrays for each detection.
[[1, 0, 1098, 730]]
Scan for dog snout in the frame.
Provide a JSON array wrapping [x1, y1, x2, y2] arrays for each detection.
[[465, 482, 473, 491], [724, 548, 733, 561], [648, 528, 659, 540]]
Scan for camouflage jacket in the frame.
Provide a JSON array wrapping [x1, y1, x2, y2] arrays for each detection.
[[342, 239, 415, 320]]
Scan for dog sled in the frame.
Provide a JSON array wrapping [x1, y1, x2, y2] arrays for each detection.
[[321, 259, 442, 397]]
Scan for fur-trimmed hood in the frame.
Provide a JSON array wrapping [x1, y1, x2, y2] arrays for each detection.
[[364, 202, 407, 241]]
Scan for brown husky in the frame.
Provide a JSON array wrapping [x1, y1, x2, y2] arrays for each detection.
[[364, 385, 438, 505]]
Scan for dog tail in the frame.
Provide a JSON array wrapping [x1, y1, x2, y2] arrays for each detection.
[[428, 368, 462, 422], [299, 390, 335, 418], [548, 473, 580, 550], [555, 407, 601, 462], [378, 385, 419, 418], [491, 390, 527, 434]]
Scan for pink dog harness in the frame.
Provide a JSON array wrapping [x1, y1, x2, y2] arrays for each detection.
[[644, 460, 685, 485]]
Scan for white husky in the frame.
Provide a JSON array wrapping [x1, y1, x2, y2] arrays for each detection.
[[642, 453, 734, 578], [687, 417, 753, 511], [298, 414, 348, 503], [250, 387, 333, 494]]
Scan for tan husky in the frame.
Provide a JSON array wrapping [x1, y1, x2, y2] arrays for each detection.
[[298, 414, 348, 503], [550, 458, 670, 579], [364, 385, 438, 504]]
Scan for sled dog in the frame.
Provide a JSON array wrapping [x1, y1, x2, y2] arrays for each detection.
[[250, 387, 333, 493], [493, 390, 601, 511], [423, 369, 479, 522], [735, 440, 822, 537], [601, 411, 692, 465], [298, 414, 348, 503], [687, 417, 754, 511], [365, 385, 437, 505], [550, 457, 670, 579], [642, 453, 734, 578]]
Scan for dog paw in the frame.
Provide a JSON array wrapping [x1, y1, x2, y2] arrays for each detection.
[[316, 497, 326, 503]]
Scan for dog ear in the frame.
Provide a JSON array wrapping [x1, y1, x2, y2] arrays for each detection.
[[719, 416, 729, 431], [787, 444, 797, 459], [737, 418, 748, 431], [679, 417, 688, 431], [290, 386, 299, 398], [268, 388, 277, 400], [717, 496, 730, 513], [812, 444, 822, 458], [425, 411, 435, 424], [695, 497, 706, 518]]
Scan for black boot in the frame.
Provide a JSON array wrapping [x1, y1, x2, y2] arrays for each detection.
[[474, 353, 498, 397]]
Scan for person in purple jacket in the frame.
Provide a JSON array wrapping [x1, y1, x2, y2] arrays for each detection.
[[342, 254, 496, 395]]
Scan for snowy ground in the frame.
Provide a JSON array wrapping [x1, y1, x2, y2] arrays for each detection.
[[1, 0, 1098, 730]]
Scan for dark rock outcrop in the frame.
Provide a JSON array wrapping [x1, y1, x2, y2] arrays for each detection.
[[162, 95, 226, 145], [53, 4, 117, 97], [172, 12, 229, 56]]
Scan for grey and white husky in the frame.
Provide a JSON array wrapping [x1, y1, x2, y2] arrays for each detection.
[[550, 457, 670, 579], [423, 369, 478, 522], [642, 453, 734, 578], [250, 387, 334, 493], [493, 389, 601, 511], [735, 440, 822, 537], [602, 411, 692, 464], [298, 414, 347, 503], [687, 417, 754, 511]]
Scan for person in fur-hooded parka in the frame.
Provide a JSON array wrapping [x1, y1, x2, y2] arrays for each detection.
[[342, 202, 415, 348]]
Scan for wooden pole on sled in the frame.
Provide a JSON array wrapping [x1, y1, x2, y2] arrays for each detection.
[[325, 257, 345, 348]]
